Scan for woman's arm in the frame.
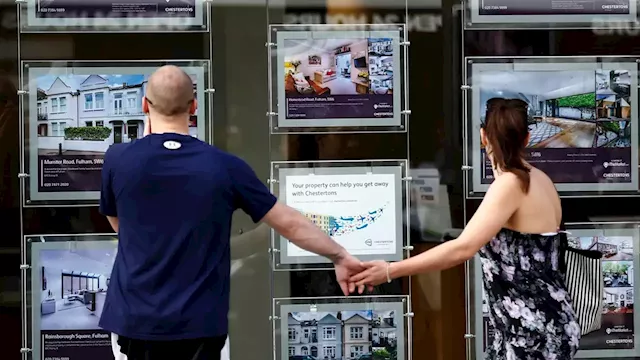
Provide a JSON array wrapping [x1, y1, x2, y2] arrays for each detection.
[[351, 173, 526, 286]]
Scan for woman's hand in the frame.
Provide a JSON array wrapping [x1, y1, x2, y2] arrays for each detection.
[[349, 260, 389, 287]]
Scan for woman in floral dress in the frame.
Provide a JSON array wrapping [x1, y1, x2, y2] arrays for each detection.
[[351, 98, 581, 359]]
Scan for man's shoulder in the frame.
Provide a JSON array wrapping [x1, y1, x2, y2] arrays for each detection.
[[104, 142, 133, 162], [206, 146, 249, 166]]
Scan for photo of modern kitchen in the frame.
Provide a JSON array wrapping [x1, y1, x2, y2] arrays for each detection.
[[39, 247, 115, 330]]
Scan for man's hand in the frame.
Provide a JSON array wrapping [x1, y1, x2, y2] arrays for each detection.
[[333, 250, 366, 296]]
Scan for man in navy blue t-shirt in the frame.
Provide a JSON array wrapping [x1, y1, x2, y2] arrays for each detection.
[[99, 66, 364, 360]]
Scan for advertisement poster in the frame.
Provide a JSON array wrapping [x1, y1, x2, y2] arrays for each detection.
[[25, 62, 208, 204], [29, 234, 118, 360], [275, 28, 402, 130], [470, 60, 639, 194], [24, 0, 206, 30], [469, 0, 637, 25], [477, 226, 640, 358], [278, 300, 406, 360], [274, 162, 405, 265]]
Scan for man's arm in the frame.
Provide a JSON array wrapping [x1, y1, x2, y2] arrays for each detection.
[[106, 217, 119, 233], [261, 202, 347, 262], [227, 155, 364, 294]]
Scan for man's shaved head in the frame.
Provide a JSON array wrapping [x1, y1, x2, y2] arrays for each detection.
[[146, 65, 194, 116]]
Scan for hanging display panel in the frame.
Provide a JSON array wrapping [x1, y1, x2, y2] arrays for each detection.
[[270, 160, 408, 269], [26, 234, 118, 360], [21, 60, 211, 207], [269, 24, 407, 134], [19, 0, 209, 33], [465, 57, 639, 198], [472, 223, 640, 359], [465, 0, 637, 29], [273, 296, 409, 360]]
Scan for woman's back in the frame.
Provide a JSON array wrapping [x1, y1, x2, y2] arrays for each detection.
[[506, 166, 562, 234]]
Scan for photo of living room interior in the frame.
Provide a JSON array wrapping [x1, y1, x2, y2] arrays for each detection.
[[39, 246, 115, 330], [283, 37, 393, 97], [479, 69, 632, 149]]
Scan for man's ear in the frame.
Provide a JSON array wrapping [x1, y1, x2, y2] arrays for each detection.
[[190, 99, 197, 115], [142, 97, 149, 114]]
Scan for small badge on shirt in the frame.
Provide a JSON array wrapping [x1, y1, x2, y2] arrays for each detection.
[[163, 141, 181, 150]]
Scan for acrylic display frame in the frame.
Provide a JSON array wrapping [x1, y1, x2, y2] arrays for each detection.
[[269, 159, 410, 270], [463, 0, 639, 30], [463, 56, 640, 199], [267, 23, 409, 134], [17, 0, 210, 33], [23, 233, 118, 360], [469, 222, 640, 359], [19, 60, 213, 208], [273, 296, 411, 360]]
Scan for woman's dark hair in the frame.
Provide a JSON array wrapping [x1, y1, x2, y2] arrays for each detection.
[[482, 98, 531, 192]]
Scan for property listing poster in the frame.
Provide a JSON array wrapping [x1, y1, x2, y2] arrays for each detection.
[[568, 234, 636, 352], [25, 0, 206, 30], [35, 0, 196, 19], [480, 228, 640, 357], [276, 164, 404, 264], [279, 301, 406, 360], [29, 235, 118, 360], [469, 0, 636, 25], [477, 0, 631, 15], [470, 61, 639, 194], [26, 63, 207, 203], [286, 310, 398, 359], [276, 29, 402, 129]]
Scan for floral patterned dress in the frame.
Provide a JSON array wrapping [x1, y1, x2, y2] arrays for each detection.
[[479, 228, 581, 360]]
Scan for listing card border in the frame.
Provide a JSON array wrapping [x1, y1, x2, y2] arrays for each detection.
[[467, 57, 639, 196], [270, 160, 407, 266], [22, 60, 210, 207], [272, 24, 404, 131], [27, 234, 118, 360], [21, 0, 208, 32], [467, 0, 637, 26], [274, 296, 408, 360]]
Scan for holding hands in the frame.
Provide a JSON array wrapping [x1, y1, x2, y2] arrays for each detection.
[[333, 253, 393, 295], [350, 260, 392, 288]]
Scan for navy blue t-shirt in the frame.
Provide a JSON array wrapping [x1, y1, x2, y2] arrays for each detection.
[[98, 133, 277, 340]]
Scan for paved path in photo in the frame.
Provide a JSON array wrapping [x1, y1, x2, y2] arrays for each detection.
[[537, 118, 596, 148], [528, 122, 562, 147]]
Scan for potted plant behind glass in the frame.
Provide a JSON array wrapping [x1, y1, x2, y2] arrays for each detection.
[[291, 59, 301, 73]]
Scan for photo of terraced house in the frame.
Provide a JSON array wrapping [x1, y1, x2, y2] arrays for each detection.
[[479, 69, 632, 149], [35, 73, 198, 158], [287, 310, 397, 360]]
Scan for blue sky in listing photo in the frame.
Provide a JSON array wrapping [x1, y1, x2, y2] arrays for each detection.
[[35, 74, 146, 91]]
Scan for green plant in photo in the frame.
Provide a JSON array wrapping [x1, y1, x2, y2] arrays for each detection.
[[373, 348, 390, 360], [64, 126, 111, 141], [556, 93, 596, 109], [603, 261, 630, 276]]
